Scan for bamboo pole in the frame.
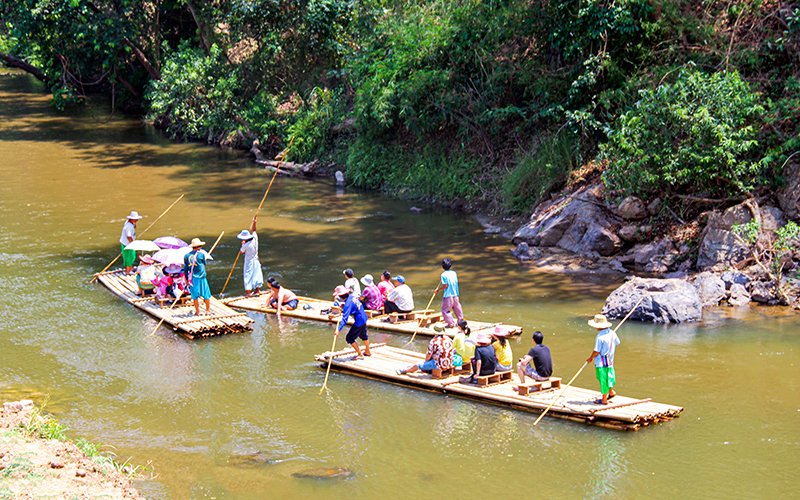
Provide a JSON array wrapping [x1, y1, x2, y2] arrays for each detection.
[[91, 194, 185, 283], [219, 136, 296, 298], [319, 324, 340, 394], [405, 286, 439, 345], [533, 297, 644, 426], [147, 231, 224, 337]]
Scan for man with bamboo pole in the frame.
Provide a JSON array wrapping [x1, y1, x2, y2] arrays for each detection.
[[586, 313, 621, 405], [184, 238, 213, 316], [119, 210, 143, 275], [237, 216, 263, 297]]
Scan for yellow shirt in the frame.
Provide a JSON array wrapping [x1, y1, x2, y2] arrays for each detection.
[[493, 340, 513, 367], [453, 332, 476, 360]]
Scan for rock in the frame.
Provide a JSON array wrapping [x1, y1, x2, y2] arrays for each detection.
[[615, 196, 647, 220], [512, 183, 622, 256], [777, 159, 800, 220], [624, 238, 679, 273], [728, 283, 751, 306], [602, 277, 702, 323], [334, 170, 345, 186], [608, 258, 628, 273], [647, 198, 662, 216], [692, 272, 727, 307], [49, 460, 65, 469], [696, 201, 756, 270], [750, 281, 777, 304], [75, 468, 87, 478], [512, 241, 530, 261], [292, 467, 354, 480], [618, 225, 640, 243], [409, 206, 422, 213], [720, 270, 750, 289]]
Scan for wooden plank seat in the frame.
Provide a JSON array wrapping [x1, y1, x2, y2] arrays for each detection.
[[157, 295, 192, 308], [459, 370, 513, 387], [517, 377, 562, 396], [386, 309, 439, 324], [430, 367, 455, 379]]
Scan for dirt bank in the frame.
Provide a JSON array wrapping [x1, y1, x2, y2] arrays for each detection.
[[0, 400, 143, 499]]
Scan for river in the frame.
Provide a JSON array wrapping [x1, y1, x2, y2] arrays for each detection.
[[0, 70, 797, 498]]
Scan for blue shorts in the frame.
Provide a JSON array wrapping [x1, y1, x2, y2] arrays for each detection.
[[346, 324, 368, 344], [524, 364, 549, 381], [190, 278, 212, 300], [417, 359, 437, 371]]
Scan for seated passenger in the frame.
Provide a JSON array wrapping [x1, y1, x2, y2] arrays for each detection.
[[135, 254, 160, 296], [267, 279, 299, 318], [396, 330, 454, 375], [384, 275, 414, 314], [491, 326, 513, 372], [469, 332, 497, 382], [514, 330, 553, 391], [360, 274, 383, 312], [377, 271, 394, 301], [452, 319, 476, 368]]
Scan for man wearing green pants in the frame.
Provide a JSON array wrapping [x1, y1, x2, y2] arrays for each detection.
[[586, 313, 620, 405], [119, 211, 142, 274]]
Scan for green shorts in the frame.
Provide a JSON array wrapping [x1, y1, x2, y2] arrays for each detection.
[[121, 243, 136, 268], [595, 366, 616, 395]]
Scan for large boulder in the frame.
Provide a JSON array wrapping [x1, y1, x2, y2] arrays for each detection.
[[728, 283, 751, 306], [777, 159, 800, 220], [512, 183, 622, 256], [615, 196, 647, 220], [618, 238, 679, 273], [750, 280, 778, 304], [692, 272, 727, 307], [696, 202, 754, 271], [720, 270, 750, 289], [602, 277, 703, 323]]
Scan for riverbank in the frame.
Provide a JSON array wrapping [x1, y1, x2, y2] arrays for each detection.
[[0, 401, 144, 498]]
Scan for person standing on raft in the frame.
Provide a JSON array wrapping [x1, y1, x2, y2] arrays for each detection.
[[119, 210, 143, 275], [331, 285, 371, 359], [434, 258, 464, 328], [237, 216, 264, 297], [586, 314, 620, 405], [184, 238, 212, 316]]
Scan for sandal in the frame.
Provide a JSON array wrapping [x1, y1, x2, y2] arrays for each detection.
[[592, 398, 608, 405], [396, 369, 405, 375]]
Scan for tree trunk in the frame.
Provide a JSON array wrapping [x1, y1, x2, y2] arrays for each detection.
[[123, 38, 160, 80], [0, 53, 48, 83]]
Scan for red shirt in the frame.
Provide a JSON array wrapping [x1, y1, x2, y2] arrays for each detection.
[[377, 280, 394, 300]]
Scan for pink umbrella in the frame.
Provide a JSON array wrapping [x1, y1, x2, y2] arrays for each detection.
[[154, 236, 188, 249], [153, 247, 213, 267]]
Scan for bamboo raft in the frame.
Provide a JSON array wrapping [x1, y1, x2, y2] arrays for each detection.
[[314, 344, 683, 431], [95, 270, 253, 339], [222, 294, 522, 338]]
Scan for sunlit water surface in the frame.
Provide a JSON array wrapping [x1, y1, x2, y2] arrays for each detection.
[[0, 71, 797, 498]]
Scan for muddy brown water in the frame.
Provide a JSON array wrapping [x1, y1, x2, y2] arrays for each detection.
[[0, 70, 798, 498]]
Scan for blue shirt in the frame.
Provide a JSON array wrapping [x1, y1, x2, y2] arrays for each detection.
[[338, 294, 367, 330], [593, 328, 620, 368], [440, 270, 459, 298], [183, 250, 207, 280]]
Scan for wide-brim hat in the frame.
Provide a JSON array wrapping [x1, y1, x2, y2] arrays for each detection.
[[394, 275, 406, 284], [237, 230, 253, 240], [588, 314, 612, 329], [492, 325, 510, 337], [476, 332, 491, 345], [332, 285, 350, 297], [139, 254, 154, 264], [360, 274, 374, 286], [190, 238, 206, 248], [433, 324, 445, 333], [126, 211, 143, 220]]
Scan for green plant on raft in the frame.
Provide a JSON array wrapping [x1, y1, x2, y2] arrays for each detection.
[[600, 68, 767, 201]]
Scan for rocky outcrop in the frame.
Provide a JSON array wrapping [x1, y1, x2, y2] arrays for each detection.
[[602, 277, 702, 323], [728, 283, 751, 306], [777, 159, 800, 220], [617, 237, 681, 274], [512, 183, 622, 256], [692, 272, 727, 307]]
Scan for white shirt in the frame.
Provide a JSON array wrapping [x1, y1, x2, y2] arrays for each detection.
[[387, 284, 414, 311], [119, 221, 136, 246], [345, 277, 361, 296]]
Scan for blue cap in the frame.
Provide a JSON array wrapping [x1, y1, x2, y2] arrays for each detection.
[[395, 275, 405, 283]]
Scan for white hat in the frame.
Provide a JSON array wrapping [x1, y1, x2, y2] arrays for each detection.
[[588, 314, 612, 329], [476, 332, 491, 345], [360, 274, 374, 286], [126, 211, 143, 220], [237, 230, 253, 240], [190, 238, 206, 248]]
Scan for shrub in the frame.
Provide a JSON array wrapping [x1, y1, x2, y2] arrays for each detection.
[[600, 68, 766, 200]]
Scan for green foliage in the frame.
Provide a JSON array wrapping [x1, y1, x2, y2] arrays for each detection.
[[733, 219, 761, 245], [286, 87, 345, 161], [601, 68, 766, 200], [346, 138, 480, 201], [502, 133, 581, 213], [145, 43, 241, 140]]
